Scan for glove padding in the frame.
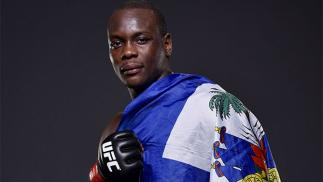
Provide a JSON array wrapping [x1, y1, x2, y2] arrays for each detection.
[[97, 130, 143, 181]]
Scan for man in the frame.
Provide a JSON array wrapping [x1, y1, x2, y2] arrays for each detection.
[[89, 1, 280, 182]]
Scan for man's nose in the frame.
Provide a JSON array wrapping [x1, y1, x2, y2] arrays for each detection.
[[121, 42, 138, 60]]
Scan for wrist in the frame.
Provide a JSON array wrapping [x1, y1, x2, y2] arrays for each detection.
[[89, 161, 105, 182]]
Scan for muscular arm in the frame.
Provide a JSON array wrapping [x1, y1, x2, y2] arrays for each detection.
[[90, 112, 121, 182], [97, 112, 122, 158], [90, 112, 143, 182]]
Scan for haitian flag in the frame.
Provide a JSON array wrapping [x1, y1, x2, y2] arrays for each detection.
[[117, 73, 280, 182]]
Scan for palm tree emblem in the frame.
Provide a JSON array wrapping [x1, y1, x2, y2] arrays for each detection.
[[209, 88, 247, 120]]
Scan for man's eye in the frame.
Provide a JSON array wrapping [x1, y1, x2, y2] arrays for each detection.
[[136, 37, 149, 45], [110, 41, 122, 49]]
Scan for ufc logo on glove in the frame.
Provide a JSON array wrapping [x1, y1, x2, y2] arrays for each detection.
[[102, 141, 121, 172]]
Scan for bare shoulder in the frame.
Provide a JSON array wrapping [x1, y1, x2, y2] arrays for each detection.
[[99, 112, 123, 143]]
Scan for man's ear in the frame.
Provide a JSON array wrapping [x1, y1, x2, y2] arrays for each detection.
[[163, 33, 172, 57]]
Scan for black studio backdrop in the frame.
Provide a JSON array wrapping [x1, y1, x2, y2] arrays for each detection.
[[1, 0, 322, 181]]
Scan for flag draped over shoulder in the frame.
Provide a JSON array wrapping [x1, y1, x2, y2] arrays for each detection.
[[117, 73, 280, 182]]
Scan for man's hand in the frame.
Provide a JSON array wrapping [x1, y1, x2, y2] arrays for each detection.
[[90, 130, 143, 182]]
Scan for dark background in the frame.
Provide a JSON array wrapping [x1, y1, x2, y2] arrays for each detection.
[[1, 0, 322, 181]]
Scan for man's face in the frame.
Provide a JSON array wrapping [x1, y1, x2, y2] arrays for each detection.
[[108, 8, 171, 90]]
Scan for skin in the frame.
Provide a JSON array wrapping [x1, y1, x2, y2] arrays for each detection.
[[107, 8, 172, 99], [97, 8, 172, 174]]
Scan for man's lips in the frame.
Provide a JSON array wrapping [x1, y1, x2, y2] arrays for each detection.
[[120, 62, 144, 76]]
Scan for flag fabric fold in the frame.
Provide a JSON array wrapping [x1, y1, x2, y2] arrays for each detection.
[[117, 73, 280, 182]]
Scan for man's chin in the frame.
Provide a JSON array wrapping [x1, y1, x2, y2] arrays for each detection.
[[124, 72, 166, 90], [123, 76, 146, 89]]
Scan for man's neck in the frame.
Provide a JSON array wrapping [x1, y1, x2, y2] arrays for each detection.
[[128, 71, 172, 99]]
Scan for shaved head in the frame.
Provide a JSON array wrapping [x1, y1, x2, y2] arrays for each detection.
[[108, 1, 168, 37]]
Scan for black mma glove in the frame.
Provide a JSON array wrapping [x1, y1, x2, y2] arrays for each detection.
[[97, 130, 143, 182]]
